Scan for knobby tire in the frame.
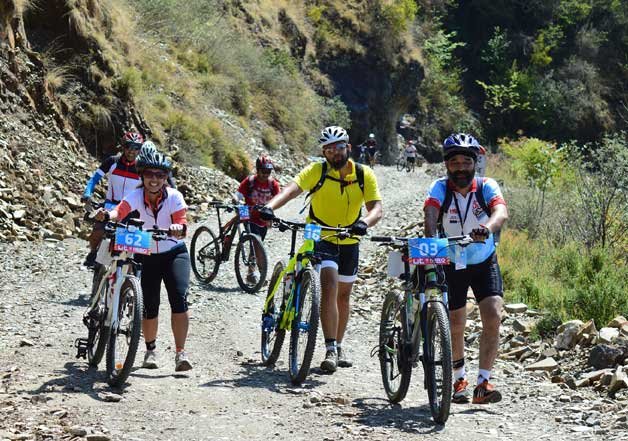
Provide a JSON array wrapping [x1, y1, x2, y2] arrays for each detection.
[[423, 301, 452, 424], [288, 267, 321, 385], [234, 233, 267, 293], [261, 261, 287, 365], [190, 225, 221, 284]]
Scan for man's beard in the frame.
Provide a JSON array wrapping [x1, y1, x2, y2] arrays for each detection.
[[330, 154, 348, 170], [447, 169, 475, 188]]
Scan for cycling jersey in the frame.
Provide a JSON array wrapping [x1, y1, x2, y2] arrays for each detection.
[[116, 186, 187, 254], [294, 159, 381, 244], [404, 145, 418, 159], [424, 177, 505, 264], [84, 154, 140, 203], [236, 175, 280, 227]]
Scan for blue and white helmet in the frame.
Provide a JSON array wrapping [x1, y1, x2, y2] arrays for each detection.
[[318, 126, 349, 148], [443, 133, 480, 160], [140, 141, 157, 157]]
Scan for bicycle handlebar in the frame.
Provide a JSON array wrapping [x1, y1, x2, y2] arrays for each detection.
[[370, 235, 479, 246]]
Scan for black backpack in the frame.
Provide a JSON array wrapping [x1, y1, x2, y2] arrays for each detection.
[[437, 177, 501, 244], [303, 161, 365, 226]]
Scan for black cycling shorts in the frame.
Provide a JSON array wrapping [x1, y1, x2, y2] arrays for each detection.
[[444, 253, 503, 311], [406, 157, 415, 163], [137, 244, 190, 319], [314, 240, 360, 283], [248, 223, 268, 240]]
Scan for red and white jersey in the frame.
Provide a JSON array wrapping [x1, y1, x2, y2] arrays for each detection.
[[97, 154, 141, 203], [116, 187, 187, 254]]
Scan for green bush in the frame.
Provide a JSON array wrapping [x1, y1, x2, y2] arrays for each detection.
[[261, 127, 278, 151]]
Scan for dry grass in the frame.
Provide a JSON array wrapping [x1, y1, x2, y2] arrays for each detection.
[[88, 103, 113, 129], [45, 66, 71, 91]]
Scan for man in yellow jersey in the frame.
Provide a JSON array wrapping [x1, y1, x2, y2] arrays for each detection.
[[260, 126, 383, 373]]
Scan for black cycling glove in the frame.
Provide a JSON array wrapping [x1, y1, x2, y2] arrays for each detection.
[[259, 206, 275, 221], [350, 220, 368, 236]]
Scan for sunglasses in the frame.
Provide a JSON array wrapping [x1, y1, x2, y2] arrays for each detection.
[[324, 142, 348, 151], [258, 169, 272, 175], [143, 170, 167, 179], [125, 142, 143, 150]]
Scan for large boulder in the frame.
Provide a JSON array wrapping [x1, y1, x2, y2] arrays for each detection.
[[588, 344, 624, 369]]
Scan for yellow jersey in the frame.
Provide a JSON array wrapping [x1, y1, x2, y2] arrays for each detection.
[[294, 159, 381, 244]]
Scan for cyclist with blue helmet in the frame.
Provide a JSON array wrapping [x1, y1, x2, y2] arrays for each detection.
[[423, 133, 508, 405]]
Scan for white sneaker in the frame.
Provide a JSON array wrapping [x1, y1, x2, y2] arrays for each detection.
[[175, 351, 192, 372], [142, 350, 158, 369], [246, 270, 260, 285]]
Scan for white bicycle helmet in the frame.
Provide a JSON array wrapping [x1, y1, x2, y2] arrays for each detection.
[[368, 133, 375, 139], [318, 126, 349, 148]]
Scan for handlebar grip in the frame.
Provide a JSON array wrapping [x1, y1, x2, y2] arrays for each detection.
[[370, 236, 392, 242]]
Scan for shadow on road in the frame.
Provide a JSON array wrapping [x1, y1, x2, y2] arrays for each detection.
[[23, 361, 122, 402], [199, 361, 325, 393], [352, 397, 446, 434]]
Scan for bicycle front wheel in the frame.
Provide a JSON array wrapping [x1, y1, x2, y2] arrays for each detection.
[[261, 261, 288, 365], [423, 301, 452, 424], [288, 267, 321, 385], [396, 159, 405, 172], [234, 233, 267, 293], [87, 277, 110, 367], [106, 276, 143, 387], [379, 291, 412, 403], [190, 226, 221, 284]]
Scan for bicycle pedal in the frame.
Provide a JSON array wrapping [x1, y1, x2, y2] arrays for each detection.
[[74, 338, 89, 359]]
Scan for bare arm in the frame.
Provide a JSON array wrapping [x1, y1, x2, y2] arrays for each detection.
[[423, 205, 439, 238], [363, 200, 383, 227], [484, 204, 508, 233], [266, 181, 303, 210]]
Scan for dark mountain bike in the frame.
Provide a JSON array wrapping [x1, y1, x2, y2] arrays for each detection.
[[370, 234, 475, 424], [190, 201, 268, 293]]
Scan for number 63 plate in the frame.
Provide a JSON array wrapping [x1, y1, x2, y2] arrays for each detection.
[[114, 227, 152, 255], [408, 237, 450, 265]]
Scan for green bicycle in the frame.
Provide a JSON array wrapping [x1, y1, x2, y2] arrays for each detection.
[[260, 217, 351, 384]]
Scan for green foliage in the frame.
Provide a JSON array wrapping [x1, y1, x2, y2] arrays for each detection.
[[306, 5, 326, 24], [530, 25, 564, 68], [501, 138, 564, 191], [423, 29, 465, 70], [381, 0, 418, 35], [480, 27, 511, 81], [261, 127, 278, 151]]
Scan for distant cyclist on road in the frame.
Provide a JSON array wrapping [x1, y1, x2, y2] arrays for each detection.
[[259, 126, 383, 373], [81, 131, 144, 268], [94, 150, 193, 372], [364, 133, 378, 167], [404, 140, 418, 167], [423, 133, 508, 404], [233, 154, 281, 284]]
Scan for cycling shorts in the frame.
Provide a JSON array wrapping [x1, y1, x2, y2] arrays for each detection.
[[137, 244, 190, 319], [314, 240, 360, 283], [248, 223, 268, 240], [444, 253, 503, 311], [406, 157, 415, 163]]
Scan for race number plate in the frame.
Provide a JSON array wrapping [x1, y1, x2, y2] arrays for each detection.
[[114, 227, 151, 255], [238, 205, 250, 221], [304, 224, 322, 242], [408, 237, 450, 265]]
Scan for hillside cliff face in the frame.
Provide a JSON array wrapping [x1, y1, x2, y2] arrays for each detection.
[[229, 0, 425, 162]]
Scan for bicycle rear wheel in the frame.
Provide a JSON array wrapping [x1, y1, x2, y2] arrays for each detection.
[[423, 301, 452, 424], [234, 233, 267, 293], [190, 225, 221, 283], [86, 277, 110, 367], [288, 267, 321, 385], [261, 261, 288, 365], [106, 276, 143, 387], [379, 291, 412, 403]]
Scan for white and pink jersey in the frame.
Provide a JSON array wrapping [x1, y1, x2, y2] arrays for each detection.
[[116, 187, 187, 254]]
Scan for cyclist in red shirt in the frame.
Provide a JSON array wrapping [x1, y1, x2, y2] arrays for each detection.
[[234, 155, 281, 284]]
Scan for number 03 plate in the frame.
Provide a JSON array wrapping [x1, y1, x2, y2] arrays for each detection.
[[114, 228, 152, 255], [408, 237, 450, 265]]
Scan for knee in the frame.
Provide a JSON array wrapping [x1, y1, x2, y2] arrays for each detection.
[[170, 290, 188, 314]]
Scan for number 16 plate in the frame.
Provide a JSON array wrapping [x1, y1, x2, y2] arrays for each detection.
[[408, 237, 450, 265], [114, 228, 152, 254]]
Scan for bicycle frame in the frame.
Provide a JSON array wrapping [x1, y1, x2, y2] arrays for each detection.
[[264, 227, 315, 331], [211, 204, 251, 261]]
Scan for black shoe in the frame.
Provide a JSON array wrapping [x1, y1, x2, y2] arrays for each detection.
[[320, 349, 338, 373], [337, 347, 353, 368], [83, 251, 97, 268]]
